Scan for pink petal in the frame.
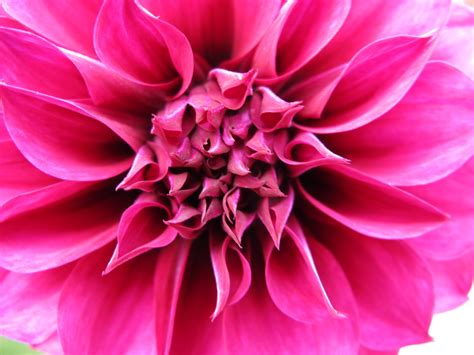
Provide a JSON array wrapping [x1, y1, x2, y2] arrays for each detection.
[[253, 0, 350, 78], [95, 0, 193, 96], [141, 0, 280, 65], [319, 221, 434, 351], [154, 239, 191, 355], [59, 247, 157, 355], [207, 69, 257, 110], [209, 231, 251, 319], [296, 164, 448, 239], [322, 62, 474, 185], [0, 180, 133, 272], [2, 0, 101, 57], [295, 35, 437, 133], [32, 332, 63, 355], [263, 217, 343, 323], [0, 140, 58, 206], [0, 265, 73, 344], [1, 85, 135, 181], [432, 3, 474, 79], [0, 28, 88, 99], [404, 157, 474, 260], [313, 0, 450, 71], [105, 193, 177, 272]]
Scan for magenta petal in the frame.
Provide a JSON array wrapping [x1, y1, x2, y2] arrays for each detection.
[[322, 62, 474, 185], [253, 0, 350, 77], [297, 164, 448, 239], [0, 140, 58, 206], [59, 247, 157, 355], [0, 265, 73, 344], [320, 225, 434, 350], [2, 0, 101, 56], [1, 85, 135, 181], [432, 3, 474, 79], [404, 157, 474, 260], [0, 28, 88, 99], [105, 193, 176, 272], [154, 239, 191, 355], [0, 180, 132, 272], [296, 35, 437, 134], [207, 69, 257, 110], [95, 0, 193, 96], [264, 217, 342, 323]]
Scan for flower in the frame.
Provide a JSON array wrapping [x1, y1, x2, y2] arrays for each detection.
[[0, 0, 473, 354]]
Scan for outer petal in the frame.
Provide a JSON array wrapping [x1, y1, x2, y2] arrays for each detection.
[[312, 0, 450, 71], [295, 35, 437, 133], [252, 0, 350, 77], [322, 62, 474, 185], [94, 0, 193, 96], [0, 180, 133, 272], [314, 217, 435, 351], [0, 140, 58, 206], [141, 0, 281, 65], [0, 28, 88, 99], [0, 265, 73, 344], [58, 247, 157, 355], [432, 3, 474, 79], [2, 0, 101, 56], [404, 158, 474, 260], [296, 164, 448, 239], [1, 85, 134, 181]]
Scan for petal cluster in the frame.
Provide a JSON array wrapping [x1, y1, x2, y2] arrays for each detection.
[[0, 1, 473, 355]]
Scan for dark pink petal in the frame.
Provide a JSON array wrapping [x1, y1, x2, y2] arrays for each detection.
[[0, 140, 58, 206], [425, 251, 473, 313], [207, 69, 257, 110], [253, 0, 350, 78], [432, 3, 474, 79], [296, 35, 437, 133], [2, 0, 101, 56], [142, 0, 280, 65], [322, 62, 474, 185], [313, 0, 450, 70], [264, 217, 342, 323], [359, 347, 398, 355], [404, 158, 474, 260], [296, 164, 447, 239], [319, 222, 434, 351], [154, 239, 191, 355], [1, 85, 135, 181], [0, 265, 73, 344], [0, 180, 133, 272], [209, 231, 251, 319], [95, 0, 193, 96], [59, 247, 157, 355], [274, 130, 347, 177], [105, 193, 177, 272], [0, 28, 88, 99]]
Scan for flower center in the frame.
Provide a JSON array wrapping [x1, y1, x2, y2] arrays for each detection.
[[119, 68, 303, 245]]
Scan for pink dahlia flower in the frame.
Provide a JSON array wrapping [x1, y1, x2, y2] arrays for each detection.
[[0, 0, 473, 354]]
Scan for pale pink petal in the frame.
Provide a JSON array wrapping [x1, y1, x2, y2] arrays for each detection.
[[296, 164, 448, 239], [141, 0, 281, 65], [0, 265, 73, 344], [0, 28, 88, 98], [295, 35, 437, 133], [404, 158, 474, 259], [319, 221, 434, 351], [432, 3, 474, 79], [253, 0, 350, 78], [322, 62, 474, 185], [32, 332, 63, 355], [1, 85, 135, 181], [2, 0, 101, 56], [59, 247, 157, 355], [95, 0, 193, 96], [0, 180, 133, 272]]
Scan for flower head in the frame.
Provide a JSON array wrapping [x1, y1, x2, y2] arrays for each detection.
[[0, 0, 473, 354]]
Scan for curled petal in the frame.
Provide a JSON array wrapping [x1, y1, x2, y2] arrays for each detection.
[[165, 204, 203, 239], [296, 164, 448, 239], [207, 69, 257, 110]]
